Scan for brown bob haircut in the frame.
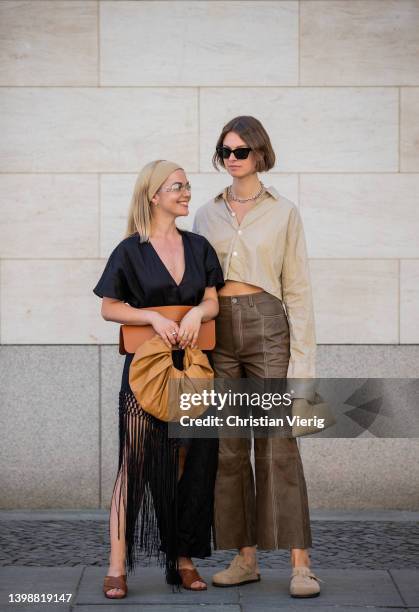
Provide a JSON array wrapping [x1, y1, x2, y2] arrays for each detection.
[[212, 115, 276, 172]]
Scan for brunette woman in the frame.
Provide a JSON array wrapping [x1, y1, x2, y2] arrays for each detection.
[[193, 117, 322, 598]]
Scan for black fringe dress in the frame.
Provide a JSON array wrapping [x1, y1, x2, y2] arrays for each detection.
[[93, 230, 224, 584]]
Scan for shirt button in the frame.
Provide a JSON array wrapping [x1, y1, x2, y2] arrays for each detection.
[[231, 212, 236, 217], [233, 251, 238, 256], [238, 230, 242, 235], [232, 297, 238, 304]]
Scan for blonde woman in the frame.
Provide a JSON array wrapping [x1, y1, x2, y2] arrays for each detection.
[[94, 160, 224, 598], [193, 117, 322, 598]]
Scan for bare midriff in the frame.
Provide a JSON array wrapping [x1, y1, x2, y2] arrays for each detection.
[[218, 279, 264, 297]]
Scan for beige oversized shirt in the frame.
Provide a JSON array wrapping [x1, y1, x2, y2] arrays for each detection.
[[193, 185, 316, 379]]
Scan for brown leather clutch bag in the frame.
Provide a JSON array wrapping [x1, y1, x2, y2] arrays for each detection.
[[119, 305, 216, 355]]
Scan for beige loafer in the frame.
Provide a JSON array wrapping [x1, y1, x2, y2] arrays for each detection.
[[212, 554, 261, 588], [289, 566, 322, 598]]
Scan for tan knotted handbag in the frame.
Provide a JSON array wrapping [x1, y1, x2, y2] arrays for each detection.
[[129, 334, 214, 422]]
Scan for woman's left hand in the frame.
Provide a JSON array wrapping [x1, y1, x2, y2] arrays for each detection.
[[177, 307, 203, 349]]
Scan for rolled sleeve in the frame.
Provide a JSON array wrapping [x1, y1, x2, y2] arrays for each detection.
[[281, 206, 317, 383], [204, 241, 225, 290], [93, 244, 129, 302]]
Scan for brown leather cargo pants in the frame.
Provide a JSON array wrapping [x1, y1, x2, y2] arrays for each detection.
[[212, 292, 312, 550]]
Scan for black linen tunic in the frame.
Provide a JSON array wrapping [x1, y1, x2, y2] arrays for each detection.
[[93, 228, 224, 387], [93, 229, 224, 581], [93, 228, 224, 309]]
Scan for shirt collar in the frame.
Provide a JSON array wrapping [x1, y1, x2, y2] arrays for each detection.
[[214, 184, 280, 202]]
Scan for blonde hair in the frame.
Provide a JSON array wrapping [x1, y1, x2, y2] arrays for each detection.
[[125, 160, 162, 243], [125, 160, 183, 243]]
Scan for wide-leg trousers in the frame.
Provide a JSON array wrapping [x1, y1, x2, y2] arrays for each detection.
[[212, 292, 312, 550]]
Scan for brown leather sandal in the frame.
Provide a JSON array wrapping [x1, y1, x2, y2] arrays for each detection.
[[103, 574, 128, 599], [178, 568, 207, 591]]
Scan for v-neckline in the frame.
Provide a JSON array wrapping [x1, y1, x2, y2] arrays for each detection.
[[148, 230, 187, 288]]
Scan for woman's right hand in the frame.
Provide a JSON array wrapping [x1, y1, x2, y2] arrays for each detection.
[[148, 312, 179, 348]]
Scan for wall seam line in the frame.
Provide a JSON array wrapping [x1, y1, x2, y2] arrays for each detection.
[[0, 85, 413, 89], [1, 171, 418, 176], [98, 173, 101, 257], [298, 0, 301, 87], [97, 0, 101, 87], [398, 87, 401, 172], [398, 259, 401, 345], [98, 344, 102, 508], [197, 87, 201, 173], [0, 259, 2, 344]]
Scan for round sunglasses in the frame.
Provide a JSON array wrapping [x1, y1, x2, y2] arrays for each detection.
[[160, 181, 192, 193], [216, 145, 252, 160]]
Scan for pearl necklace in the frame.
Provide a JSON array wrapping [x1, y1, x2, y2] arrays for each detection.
[[227, 181, 264, 204]]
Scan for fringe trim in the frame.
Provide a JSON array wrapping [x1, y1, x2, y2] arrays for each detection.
[[111, 389, 181, 585]]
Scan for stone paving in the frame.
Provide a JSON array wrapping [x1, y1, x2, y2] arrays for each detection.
[[1, 566, 419, 611], [1, 519, 419, 569], [0, 511, 418, 610]]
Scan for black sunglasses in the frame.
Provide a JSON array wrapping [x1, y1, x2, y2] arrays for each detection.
[[216, 145, 252, 160]]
